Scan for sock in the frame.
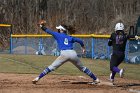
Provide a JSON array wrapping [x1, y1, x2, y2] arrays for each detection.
[[113, 66, 120, 73], [82, 67, 97, 80], [111, 71, 116, 79], [38, 67, 51, 79]]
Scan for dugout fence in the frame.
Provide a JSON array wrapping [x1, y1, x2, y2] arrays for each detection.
[[10, 34, 140, 64]]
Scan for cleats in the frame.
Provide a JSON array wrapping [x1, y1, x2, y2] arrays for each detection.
[[109, 73, 114, 82], [109, 79, 114, 82], [32, 77, 39, 84], [109, 73, 115, 85], [91, 78, 100, 84], [119, 69, 125, 78]]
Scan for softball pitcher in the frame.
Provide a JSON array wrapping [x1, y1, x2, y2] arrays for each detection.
[[32, 21, 100, 84], [108, 22, 139, 83]]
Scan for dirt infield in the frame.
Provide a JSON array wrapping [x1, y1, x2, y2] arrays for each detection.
[[0, 73, 139, 93]]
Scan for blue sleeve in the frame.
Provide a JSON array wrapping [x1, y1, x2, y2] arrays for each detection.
[[72, 37, 84, 47], [44, 28, 59, 36]]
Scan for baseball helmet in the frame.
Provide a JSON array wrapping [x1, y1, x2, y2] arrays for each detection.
[[115, 23, 124, 31]]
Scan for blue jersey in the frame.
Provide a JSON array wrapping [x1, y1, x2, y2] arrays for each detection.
[[43, 28, 84, 50]]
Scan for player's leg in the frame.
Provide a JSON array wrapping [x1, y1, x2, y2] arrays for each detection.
[[110, 54, 125, 82], [109, 71, 116, 82], [82, 66, 100, 84], [71, 60, 100, 84], [32, 55, 68, 84], [110, 54, 118, 82], [110, 66, 124, 80], [112, 54, 125, 77], [70, 52, 99, 84]]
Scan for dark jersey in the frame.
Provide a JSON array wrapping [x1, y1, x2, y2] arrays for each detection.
[[108, 31, 135, 53]]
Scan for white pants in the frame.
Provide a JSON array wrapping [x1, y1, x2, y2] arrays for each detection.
[[48, 50, 84, 71]]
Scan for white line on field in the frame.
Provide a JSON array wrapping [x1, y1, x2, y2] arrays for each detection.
[[0, 56, 42, 70], [0, 56, 64, 75]]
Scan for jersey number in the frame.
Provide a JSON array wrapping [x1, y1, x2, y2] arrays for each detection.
[[64, 38, 68, 45]]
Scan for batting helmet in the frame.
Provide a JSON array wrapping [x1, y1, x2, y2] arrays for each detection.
[[115, 23, 124, 31]]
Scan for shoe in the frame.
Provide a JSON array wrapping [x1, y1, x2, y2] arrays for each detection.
[[91, 78, 100, 84], [119, 69, 125, 78], [109, 78, 114, 83], [32, 77, 39, 84], [109, 73, 114, 83]]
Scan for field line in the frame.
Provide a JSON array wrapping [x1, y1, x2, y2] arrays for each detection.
[[0, 56, 43, 71], [0, 56, 64, 75]]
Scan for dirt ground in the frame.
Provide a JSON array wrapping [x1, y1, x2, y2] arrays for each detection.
[[0, 73, 139, 93]]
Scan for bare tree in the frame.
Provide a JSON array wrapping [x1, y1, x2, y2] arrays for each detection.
[[0, 0, 140, 48]]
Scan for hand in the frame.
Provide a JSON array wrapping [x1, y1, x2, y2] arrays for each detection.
[[38, 20, 46, 27], [82, 46, 86, 54], [135, 36, 139, 40]]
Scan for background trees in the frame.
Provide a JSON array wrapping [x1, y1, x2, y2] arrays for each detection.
[[0, 0, 140, 47]]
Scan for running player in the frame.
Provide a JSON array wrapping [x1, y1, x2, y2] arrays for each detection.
[[108, 22, 139, 83], [32, 20, 100, 84]]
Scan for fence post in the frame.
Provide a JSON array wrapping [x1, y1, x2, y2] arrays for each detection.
[[39, 37, 43, 52], [10, 25, 13, 54], [25, 37, 27, 54], [10, 34, 12, 54], [92, 38, 95, 59], [106, 39, 110, 59]]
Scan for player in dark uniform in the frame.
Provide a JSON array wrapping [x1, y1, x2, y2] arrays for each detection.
[[32, 20, 100, 84], [108, 23, 139, 83]]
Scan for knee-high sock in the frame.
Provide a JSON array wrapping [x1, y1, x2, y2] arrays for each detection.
[[111, 71, 116, 79], [82, 67, 97, 80], [113, 66, 120, 73], [38, 67, 51, 79]]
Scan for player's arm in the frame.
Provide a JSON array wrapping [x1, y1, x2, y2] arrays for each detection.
[[72, 37, 85, 53], [127, 34, 139, 40], [108, 33, 113, 46], [39, 20, 58, 36]]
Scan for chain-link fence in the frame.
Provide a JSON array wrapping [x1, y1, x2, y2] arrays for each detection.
[[8, 35, 140, 64]]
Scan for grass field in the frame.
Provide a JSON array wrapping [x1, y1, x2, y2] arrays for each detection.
[[0, 54, 139, 80]]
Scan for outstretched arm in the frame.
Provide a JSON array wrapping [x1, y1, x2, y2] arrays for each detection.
[[38, 20, 59, 36], [127, 35, 139, 40]]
